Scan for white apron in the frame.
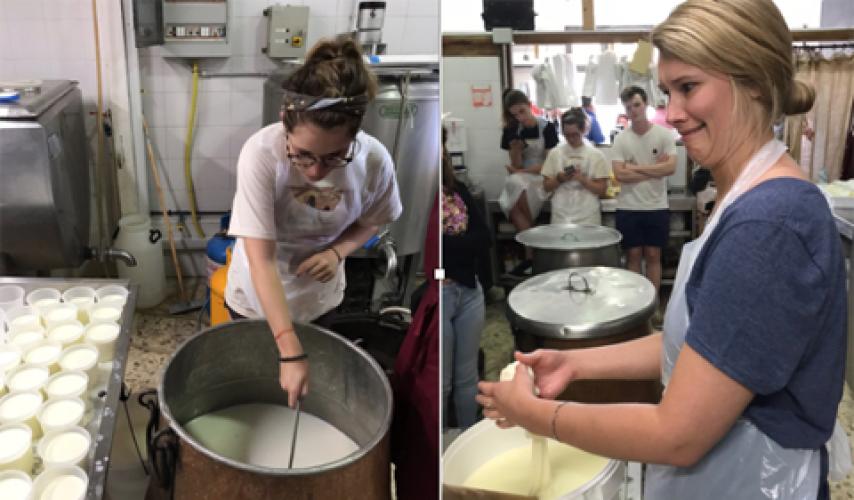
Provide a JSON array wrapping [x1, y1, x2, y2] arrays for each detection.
[[498, 118, 551, 219], [228, 160, 354, 323], [646, 140, 833, 499], [550, 148, 603, 226]]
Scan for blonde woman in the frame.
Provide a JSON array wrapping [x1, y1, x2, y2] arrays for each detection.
[[478, 1, 847, 498]]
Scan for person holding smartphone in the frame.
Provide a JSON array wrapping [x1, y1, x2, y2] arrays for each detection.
[[541, 108, 610, 225]]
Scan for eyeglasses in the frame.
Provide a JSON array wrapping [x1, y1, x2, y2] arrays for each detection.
[[285, 133, 356, 170]]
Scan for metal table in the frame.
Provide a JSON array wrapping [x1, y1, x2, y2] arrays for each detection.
[[0, 277, 137, 500], [833, 209, 854, 390]]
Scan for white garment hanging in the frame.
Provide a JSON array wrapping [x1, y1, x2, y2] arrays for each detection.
[[549, 54, 577, 107], [594, 51, 619, 104], [531, 64, 562, 109], [581, 55, 597, 98]]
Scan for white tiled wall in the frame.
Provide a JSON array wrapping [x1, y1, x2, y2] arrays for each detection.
[[140, 0, 440, 213], [442, 57, 507, 199]]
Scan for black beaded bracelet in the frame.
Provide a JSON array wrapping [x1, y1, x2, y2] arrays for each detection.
[[279, 353, 308, 363]]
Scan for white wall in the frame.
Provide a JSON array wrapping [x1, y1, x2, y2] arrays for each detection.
[[139, 0, 440, 220], [442, 57, 506, 199]]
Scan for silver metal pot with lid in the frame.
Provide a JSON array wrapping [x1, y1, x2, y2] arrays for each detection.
[[508, 267, 661, 404], [515, 224, 622, 275]]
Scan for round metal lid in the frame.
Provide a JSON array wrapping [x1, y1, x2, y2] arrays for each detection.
[[508, 267, 656, 339], [515, 224, 622, 251]]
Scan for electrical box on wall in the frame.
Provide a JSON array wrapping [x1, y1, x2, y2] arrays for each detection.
[[263, 5, 310, 59], [162, 0, 230, 58]]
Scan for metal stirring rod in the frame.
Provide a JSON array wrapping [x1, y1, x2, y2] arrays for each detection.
[[288, 399, 301, 469]]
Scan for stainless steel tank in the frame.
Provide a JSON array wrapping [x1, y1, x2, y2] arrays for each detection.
[[146, 320, 393, 499], [263, 65, 440, 257], [0, 80, 91, 271]]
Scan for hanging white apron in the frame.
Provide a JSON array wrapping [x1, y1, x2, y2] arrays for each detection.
[[646, 140, 830, 499], [498, 118, 551, 219], [228, 159, 356, 323]]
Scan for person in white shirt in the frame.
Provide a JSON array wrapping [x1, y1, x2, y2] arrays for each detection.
[[541, 108, 610, 225], [226, 38, 402, 407], [611, 86, 677, 294]]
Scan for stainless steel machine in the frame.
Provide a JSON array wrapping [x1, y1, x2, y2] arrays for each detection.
[[0, 80, 92, 272]]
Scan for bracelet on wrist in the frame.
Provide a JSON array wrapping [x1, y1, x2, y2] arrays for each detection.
[[329, 246, 343, 263], [274, 328, 295, 341], [279, 353, 308, 363], [551, 401, 569, 441]]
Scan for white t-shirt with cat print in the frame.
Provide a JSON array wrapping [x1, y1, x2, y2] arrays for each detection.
[[226, 123, 402, 320]]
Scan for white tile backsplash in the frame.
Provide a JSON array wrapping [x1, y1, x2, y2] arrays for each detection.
[[230, 90, 263, 128], [408, 0, 440, 18], [194, 127, 234, 162], [307, 16, 338, 45], [308, 0, 343, 18], [3, 0, 45, 20], [196, 92, 233, 127], [400, 17, 439, 55]]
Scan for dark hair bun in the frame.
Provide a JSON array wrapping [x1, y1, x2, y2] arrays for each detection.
[[784, 79, 815, 115]]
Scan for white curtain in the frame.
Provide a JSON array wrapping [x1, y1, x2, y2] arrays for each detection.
[[784, 51, 854, 181]]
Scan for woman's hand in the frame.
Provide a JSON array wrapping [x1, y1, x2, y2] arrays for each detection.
[[515, 350, 577, 399], [477, 362, 538, 429], [296, 249, 339, 283], [277, 330, 309, 407]]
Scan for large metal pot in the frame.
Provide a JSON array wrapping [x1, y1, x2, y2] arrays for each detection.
[[508, 267, 660, 404], [516, 224, 622, 275], [146, 320, 392, 500]]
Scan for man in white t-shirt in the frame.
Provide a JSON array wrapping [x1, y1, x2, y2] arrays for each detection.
[[612, 86, 677, 296], [542, 108, 610, 225]]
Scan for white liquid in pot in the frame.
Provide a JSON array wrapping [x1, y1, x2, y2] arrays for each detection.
[[0, 475, 31, 500], [462, 439, 609, 500], [39, 475, 86, 500], [184, 403, 360, 469]]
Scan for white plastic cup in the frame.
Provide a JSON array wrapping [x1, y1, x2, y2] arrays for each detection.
[[41, 303, 79, 330], [0, 308, 7, 342], [83, 322, 120, 362], [94, 285, 128, 307], [6, 364, 49, 394], [61, 288, 96, 323], [0, 344, 23, 374], [0, 373, 5, 398], [46, 322, 85, 347], [36, 396, 85, 434], [37, 426, 91, 470], [87, 303, 123, 324], [0, 286, 25, 313], [6, 306, 42, 335], [25, 289, 61, 315], [8, 328, 46, 353], [0, 391, 44, 438], [0, 469, 33, 500], [44, 371, 89, 402], [0, 424, 34, 475], [58, 344, 99, 379], [32, 465, 88, 500], [23, 341, 63, 374]]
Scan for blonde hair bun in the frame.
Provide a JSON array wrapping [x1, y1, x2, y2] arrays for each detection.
[[784, 79, 815, 116]]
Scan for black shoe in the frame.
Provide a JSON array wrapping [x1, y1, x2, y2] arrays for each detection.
[[508, 259, 533, 277]]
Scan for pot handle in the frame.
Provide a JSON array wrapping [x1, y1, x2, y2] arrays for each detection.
[[139, 389, 179, 497]]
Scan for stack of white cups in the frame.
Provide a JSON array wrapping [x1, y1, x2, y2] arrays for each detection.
[[0, 283, 127, 499]]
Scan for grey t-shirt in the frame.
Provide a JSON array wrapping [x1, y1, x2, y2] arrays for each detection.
[[611, 124, 677, 210]]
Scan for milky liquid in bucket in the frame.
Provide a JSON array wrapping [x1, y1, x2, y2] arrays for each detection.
[[183, 403, 359, 468], [462, 439, 609, 500]]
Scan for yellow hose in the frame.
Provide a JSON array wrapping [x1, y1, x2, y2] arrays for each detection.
[[185, 62, 206, 238]]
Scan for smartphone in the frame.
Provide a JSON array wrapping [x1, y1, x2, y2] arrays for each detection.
[[564, 165, 576, 175]]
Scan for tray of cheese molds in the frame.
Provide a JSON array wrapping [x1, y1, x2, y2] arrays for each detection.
[[0, 277, 136, 500]]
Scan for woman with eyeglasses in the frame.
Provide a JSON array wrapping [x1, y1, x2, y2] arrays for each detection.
[[225, 38, 402, 407]]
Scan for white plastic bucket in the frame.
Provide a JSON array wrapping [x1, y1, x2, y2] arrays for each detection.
[[113, 214, 166, 309], [442, 419, 625, 500], [32, 465, 88, 500]]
